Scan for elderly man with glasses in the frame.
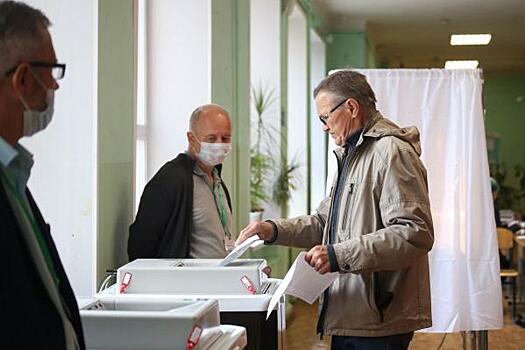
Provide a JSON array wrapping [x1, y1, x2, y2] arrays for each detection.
[[237, 70, 434, 350], [0, 2, 84, 349]]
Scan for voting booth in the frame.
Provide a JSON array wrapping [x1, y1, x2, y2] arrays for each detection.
[[79, 298, 247, 350], [97, 258, 286, 350]]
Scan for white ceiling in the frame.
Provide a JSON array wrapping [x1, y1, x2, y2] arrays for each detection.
[[312, 0, 525, 73]]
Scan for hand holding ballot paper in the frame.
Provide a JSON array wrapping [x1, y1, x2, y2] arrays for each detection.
[[220, 235, 262, 266], [266, 252, 337, 319]]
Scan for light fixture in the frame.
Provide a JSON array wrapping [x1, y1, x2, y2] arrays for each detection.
[[445, 60, 479, 69], [450, 34, 491, 46]]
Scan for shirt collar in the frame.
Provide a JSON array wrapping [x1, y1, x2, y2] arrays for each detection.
[[0, 137, 34, 194], [193, 161, 221, 182], [345, 128, 363, 149], [0, 136, 18, 167], [193, 162, 207, 176]]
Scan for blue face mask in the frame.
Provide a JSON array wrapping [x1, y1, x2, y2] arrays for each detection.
[[18, 70, 55, 137]]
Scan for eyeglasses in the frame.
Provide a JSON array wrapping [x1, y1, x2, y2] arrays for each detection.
[[318, 98, 348, 125], [4, 61, 66, 80]]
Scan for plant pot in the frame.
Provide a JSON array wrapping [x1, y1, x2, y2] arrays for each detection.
[[249, 210, 264, 223]]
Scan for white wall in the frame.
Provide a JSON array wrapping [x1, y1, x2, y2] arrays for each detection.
[[310, 29, 327, 212], [287, 5, 308, 217], [250, 0, 281, 219], [21, 0, 97, 297], [145, 0, 211, 181]]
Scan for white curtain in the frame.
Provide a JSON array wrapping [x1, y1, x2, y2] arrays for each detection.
[[326, 69, 503, 332]]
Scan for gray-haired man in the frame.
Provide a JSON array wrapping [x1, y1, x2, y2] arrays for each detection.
[[0, 1, 85, 349], [237, 70, 434, 349]]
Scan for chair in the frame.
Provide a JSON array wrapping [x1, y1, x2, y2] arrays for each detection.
[[497, 227, 519, 320]]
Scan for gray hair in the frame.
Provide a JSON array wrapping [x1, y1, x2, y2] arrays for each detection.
[[0, 1, 51, 77], [313, 70, 377, 112], [189, 104, 230, 131]]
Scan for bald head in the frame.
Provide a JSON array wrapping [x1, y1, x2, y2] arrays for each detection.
[[189, 104, 230, 133], [187, 104, 232, 157]]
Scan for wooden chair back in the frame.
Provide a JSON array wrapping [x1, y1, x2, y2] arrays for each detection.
[[497, 227, 514, 250]]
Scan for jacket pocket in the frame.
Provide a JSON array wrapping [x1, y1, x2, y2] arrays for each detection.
[[372, 272, 394, 323], [368, 272, 382, 322], [325, 273, 383, 330], [341, 183, 355, 231]]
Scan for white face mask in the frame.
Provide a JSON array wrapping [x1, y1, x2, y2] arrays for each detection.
[[19, 71, 55, 137], [197, 140, 232, 166]]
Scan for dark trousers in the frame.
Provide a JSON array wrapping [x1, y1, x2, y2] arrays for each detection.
[[331, 332, 414, 350]]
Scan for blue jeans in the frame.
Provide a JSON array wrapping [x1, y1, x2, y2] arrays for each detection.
[[331, 332, 414, 350]]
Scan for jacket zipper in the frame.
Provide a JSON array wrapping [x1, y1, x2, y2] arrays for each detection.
[[341, 183, 354, 230], [316, 145, 362, 337], [323, 151, 343, 246], [316, 152, 342, 337]]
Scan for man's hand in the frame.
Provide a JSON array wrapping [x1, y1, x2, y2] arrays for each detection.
[[262, 266, 272, 277], [235, 220, 274, 245], [305, 245, 331, 274]]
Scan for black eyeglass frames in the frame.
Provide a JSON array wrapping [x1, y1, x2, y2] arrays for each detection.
[[318, 98, 348, 125], [4, 61, 66, 80]]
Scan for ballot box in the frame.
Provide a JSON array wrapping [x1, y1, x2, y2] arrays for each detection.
[[98, 258, 286, 350], [79, 297, 247, 350], [116, 259, 268, 295]]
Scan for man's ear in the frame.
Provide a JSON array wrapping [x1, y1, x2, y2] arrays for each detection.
[[187, 131, 199, 153], [346, 98, 360, 119], [10, 64, 32, 97]]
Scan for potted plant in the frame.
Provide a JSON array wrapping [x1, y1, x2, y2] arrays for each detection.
[[273, 136, 301, 219], [250, 151, 271, 221], [249, 83, 302, 221], [491, 162, 525, 216], [250, 84, 277, 221]]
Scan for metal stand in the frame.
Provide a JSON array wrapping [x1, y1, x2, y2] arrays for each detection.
[[478, 330, 488, 350], [473, 330, 488, 350], [466, 330, 488, 350]]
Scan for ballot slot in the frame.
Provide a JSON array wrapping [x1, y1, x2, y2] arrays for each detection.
[[116, 258, 269, 295], [261, 280, 280, 295]]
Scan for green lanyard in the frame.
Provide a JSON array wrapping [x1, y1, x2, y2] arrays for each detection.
[[0, 171, 59, 284], [208, 178, 230, 238]]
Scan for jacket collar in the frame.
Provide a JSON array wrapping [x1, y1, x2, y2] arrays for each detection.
[[334, 111, 383, 159]]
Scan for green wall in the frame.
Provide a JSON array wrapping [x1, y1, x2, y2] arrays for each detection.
[[366, 37, 377, 69], [484, 73, 525, 194], [211, 0, 251, 236], [326, 31, 377, 72], [97, 0, 135, 285]]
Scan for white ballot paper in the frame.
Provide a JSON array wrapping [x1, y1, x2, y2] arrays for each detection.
[[266, 252, 338, 319], [219, 234, 262, 266]]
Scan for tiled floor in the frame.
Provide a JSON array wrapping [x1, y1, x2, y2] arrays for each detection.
[[285, 296, 525, 349]]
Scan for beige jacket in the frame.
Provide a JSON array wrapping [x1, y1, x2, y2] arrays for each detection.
[[272, 113, 434, 337]]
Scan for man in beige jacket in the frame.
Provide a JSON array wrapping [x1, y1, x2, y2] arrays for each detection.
[[237, 70, 434, 349]]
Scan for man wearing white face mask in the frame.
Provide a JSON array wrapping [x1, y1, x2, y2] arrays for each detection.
[[128, 104, 234, 260], [0, 1, 85, 349]]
